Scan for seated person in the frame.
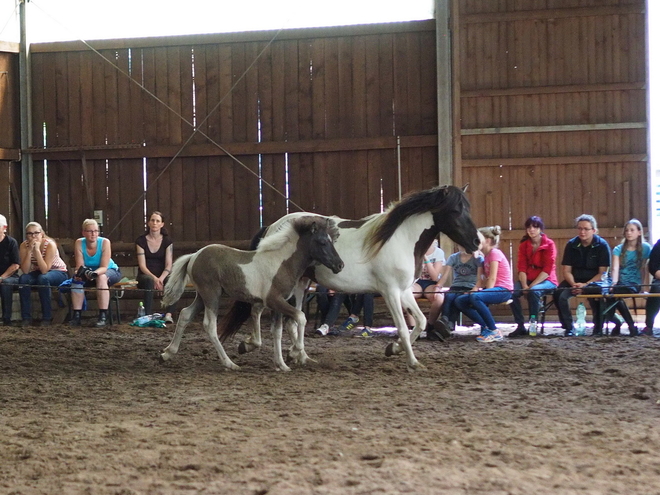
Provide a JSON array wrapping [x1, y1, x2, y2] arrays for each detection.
[[432, 244, 484, 340], [136, 211, 176, 323], [454, 226, 513, 343], [408, 238, 445, 330], [643, 237, 660, 336], [552, 214, 611, 336], [314, 285, 352, 336], [18, 222, 68, 326], [0, 214, 20, 325], [509, 216, 558, 337], [70, 219, 122, 327], [606, 219, 650, 336], [333, 293, 376, 337]]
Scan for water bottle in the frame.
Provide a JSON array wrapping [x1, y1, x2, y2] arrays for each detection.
[[137, 302, 146, 318], [529, 315, 537, 337], [575, 302, 587, 336]]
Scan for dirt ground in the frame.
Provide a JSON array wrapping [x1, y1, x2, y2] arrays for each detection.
[[1, 317, 660, 495]]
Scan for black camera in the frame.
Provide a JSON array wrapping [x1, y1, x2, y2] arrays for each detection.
[[75, 266, 98, 281]]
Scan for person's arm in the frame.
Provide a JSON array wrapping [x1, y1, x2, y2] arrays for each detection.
[[472, 266, 484, 291], [436, 264, 452, 288], [73, 238, 84, 272], [562, 264, 576, 287], [34, 240, 57, 274], [19, 239, 32, 274], [424, 257, 443, 282], [158, 244, 174, 286], [518, 271, 529, 289], [485, 260, 499, 289], [610, 253, 620, 285], [530, 239, 556, 288]]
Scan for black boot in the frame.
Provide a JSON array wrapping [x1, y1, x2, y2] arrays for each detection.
[[69, 310, 82, 327], [96, 310, 108, 327], [611, 319, 622, 336]]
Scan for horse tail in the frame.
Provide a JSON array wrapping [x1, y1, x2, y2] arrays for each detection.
[[162, 253, 194, 306], [219, 301, 253, 342]]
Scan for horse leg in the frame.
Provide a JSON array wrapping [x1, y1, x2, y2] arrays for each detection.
[[204, 304, 240, 371], [238, 307, 264, 354], [271, 298, 311, 366], [160, 295, 204, 362], [382, 289, 424, 371], [270, 312, 291, 372], [405, 292, 428, 343]]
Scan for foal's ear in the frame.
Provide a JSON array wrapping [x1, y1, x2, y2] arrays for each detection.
[[310, 221, 319, 234], [461, 183, 469, 192]]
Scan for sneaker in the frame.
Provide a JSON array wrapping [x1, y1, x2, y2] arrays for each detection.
[[564, 329, 575, 337], [340, 316, 359, 331], [508, 325, 528, 338], [315, 324, 329, 336], [69, 314, 81, 327], [433, 317, 452, 340], [639, 327, 651, 337], [96, 314, 108, 327], [20, 319, 33, 328], [357, 327, 374, 337], [40, 319, 52, 327], [476, 328, 503, 343], [426, 323, 445, 342], [1, 319, 11, 326], [611, 321, 622, 336]]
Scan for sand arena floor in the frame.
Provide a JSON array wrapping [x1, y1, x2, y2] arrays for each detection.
[[1, 318, 660, 495]]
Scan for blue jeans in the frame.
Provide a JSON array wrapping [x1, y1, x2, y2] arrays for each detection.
[[1, 275, 19, 321], [510, 280, 557, 326], [442, 286, 472, 323], [19, 270, 68, 321], [645, 279, 660, 328], [454, 288, 512, 331]]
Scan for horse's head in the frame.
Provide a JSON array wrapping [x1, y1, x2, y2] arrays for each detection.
[[431, 185, 480, 253], [295, 216, 344, 274]]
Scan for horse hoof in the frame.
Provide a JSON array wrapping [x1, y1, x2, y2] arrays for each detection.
[[238, 342, 248, 354], [406, 360, 426, 372], [158, 352, 169, 363], [385, 342, 399, 357]]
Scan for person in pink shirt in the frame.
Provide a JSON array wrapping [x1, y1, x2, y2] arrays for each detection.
[[508, 216, 558, 337], [454, 226, 513, 342]]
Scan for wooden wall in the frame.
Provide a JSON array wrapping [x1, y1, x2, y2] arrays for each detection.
[[0, 45, 20, 236], [454, 0, 647, 278], [29, 21, 439, 243]]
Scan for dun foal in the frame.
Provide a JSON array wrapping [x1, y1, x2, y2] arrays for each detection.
[[160, 216, 343, 371]]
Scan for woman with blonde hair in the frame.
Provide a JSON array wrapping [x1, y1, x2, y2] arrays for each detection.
[[70, 219, 122, 327], [606, 219, 651, 336], [18, 222, 68, 326], [454, 226, 514, 343]]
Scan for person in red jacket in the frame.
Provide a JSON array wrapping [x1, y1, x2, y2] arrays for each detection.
[[509, 216, 558, 337]]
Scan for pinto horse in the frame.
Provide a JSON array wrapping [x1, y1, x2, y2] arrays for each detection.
[[160, 216, 343, 371], [230, 185, 481, 371]]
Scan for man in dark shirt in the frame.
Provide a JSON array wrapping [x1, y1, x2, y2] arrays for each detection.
[[0, 214, 21, 325], [643, 239, 660, 335], [553, 214, 611, 336]]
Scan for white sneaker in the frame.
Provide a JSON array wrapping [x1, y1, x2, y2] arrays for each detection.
[[315, 324, 329, 336]]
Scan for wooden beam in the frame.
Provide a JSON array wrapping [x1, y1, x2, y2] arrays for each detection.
[[27, 135, 439, 161], [461, 4, 644, 24], [462, 154, 647, 168], [461, 122, 646, 136], [461, 82, 645, 98], [0, 147, 20, 161], [31, 20, 436, 53]]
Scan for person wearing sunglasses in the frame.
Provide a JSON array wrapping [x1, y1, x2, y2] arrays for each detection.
[[18, 222, 68, 326], [70, 219, 122, 327]]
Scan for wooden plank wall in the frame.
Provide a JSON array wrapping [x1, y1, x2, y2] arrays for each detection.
[[0, 48, 20, 236], [28, 21, 440, 243], [455, 0, 647, 280]]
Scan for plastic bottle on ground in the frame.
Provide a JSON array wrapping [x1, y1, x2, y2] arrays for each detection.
[[529, 315, 537, 337], [575, 302, 587, 336]]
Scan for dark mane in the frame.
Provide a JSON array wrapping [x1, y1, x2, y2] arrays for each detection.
[[364, 185, 465, 256], [292, 215, 340, 241]]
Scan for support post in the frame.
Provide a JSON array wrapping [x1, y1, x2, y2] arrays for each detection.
[[19, 0, 34, 226]]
